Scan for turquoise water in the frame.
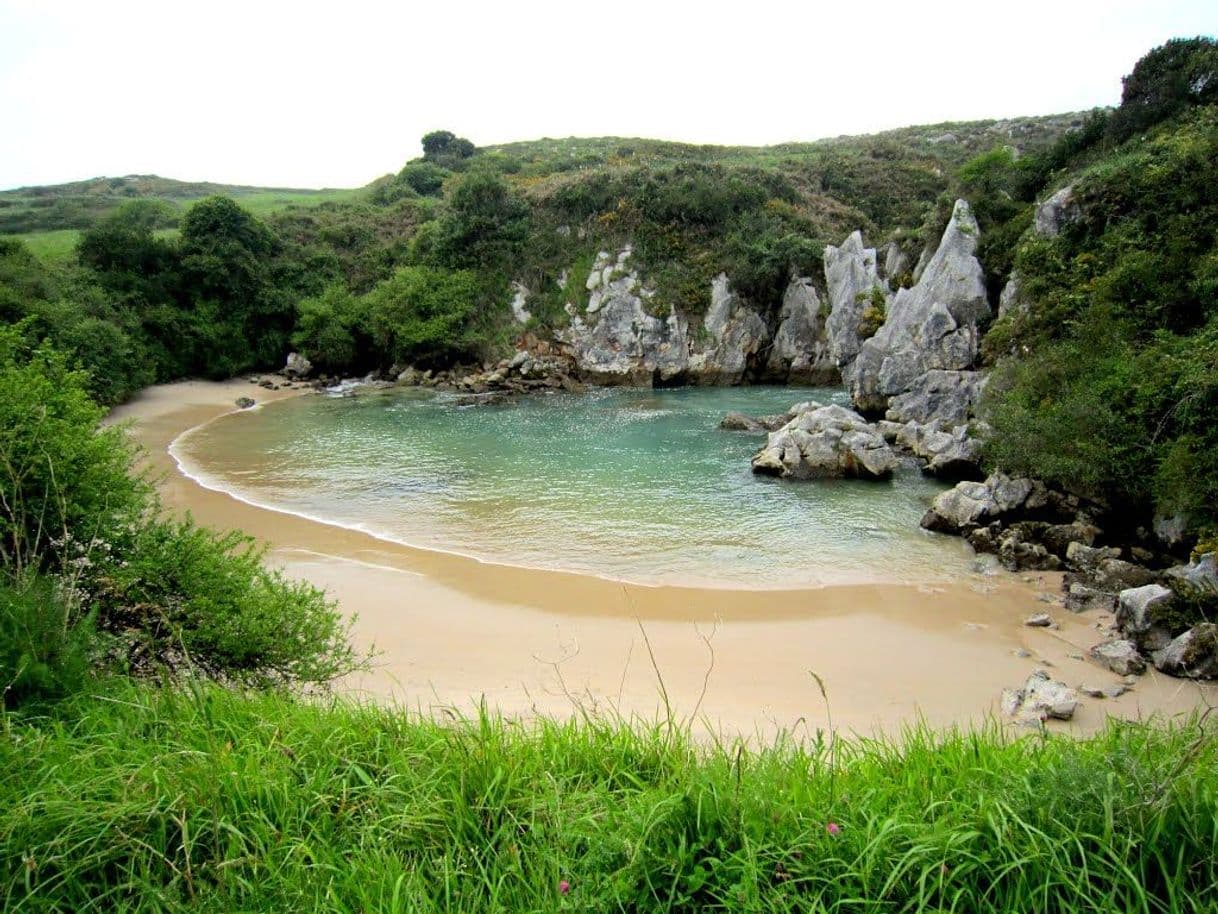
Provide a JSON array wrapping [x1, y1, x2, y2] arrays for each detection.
[[173, 386, 975, 587]]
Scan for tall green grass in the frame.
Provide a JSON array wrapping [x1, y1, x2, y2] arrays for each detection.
[[1, 682, 1214, 912]]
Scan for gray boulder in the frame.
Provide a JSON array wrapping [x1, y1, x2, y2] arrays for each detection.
[[751, 405, 898, 481], [1002, 670, 1079, 723], [234, 397, 256, 409], [823, 231, 887, 370], [920, 473, 1036, 534], [1034, 185, 1081, 238], [764, 277, 837, 384], [893, 422, 983, 480], [1116, 584, 1177, 652], [284, 352, 313, 379], [850, 200, 990, 414], [1089, 639, 1146, 676], [720, 412, 788, 433], [1152, 624, 1218, 679]]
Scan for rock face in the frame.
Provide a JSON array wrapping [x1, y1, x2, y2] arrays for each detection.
[[849, 200, 990, 415], [1034, 185, 1081, 238], [284, 352, 313, 379], [1152, 624, 1218, 679], [885, 369, 987, 427], [685, 274, 771, 384], [823, 231, 887, 372], [559, 251, 802, 386], [509, 282, 532, 324], [751, 404, 898, 481], [997, 272, 1027, 320], [1002, 670, 1079, 723], [558, 248, 690, 385], [763, 277, 837, 384]]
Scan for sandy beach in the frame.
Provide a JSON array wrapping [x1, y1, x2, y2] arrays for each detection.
[[108, 378, 1217, 739]]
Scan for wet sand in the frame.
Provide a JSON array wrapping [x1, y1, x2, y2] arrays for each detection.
[[108, 379, 1218, 739]]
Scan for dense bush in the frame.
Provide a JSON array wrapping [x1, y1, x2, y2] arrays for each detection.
[[0, 328, 357, 704], [290, 283, 372, 374], [366, 266, 487, 367], [0, 327, 147, 575], [0, 576, 97, 706], [426, 171, 530, 272], [1107, 36, 1218, 143]]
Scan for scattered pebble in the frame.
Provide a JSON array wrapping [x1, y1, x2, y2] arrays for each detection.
[[1025, 613, 1053, 627], [1068, 652, 1084, 660], [1013, 648, 1032, 658], [1105, 684, 1128, 699], [1037, 593, 1056, 604], [1080, 685, 1107, 698]]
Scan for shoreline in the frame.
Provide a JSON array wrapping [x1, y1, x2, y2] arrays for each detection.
[[108, 378, 1218, 738]]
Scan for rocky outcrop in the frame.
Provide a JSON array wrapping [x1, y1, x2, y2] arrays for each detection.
[[284, 352, 313, 379], [509, 282, 532, 324], [763, 277, 837, 384], [1034, 185, 1081, 238], [720, 411, 790, 433], [1001, 670, 1078, 723], [997, 272, 1027, 320], [751, 404, 898, 481], [1152, 624, 1218, 679], [920, 473, 1041, 534], [559, 251, 797, 386], [1165, 552, 1217, 591], [558, 248, 690, 385], [823, 232, 887, 372], [878, 419, 983, 480], [849, 200, 990, 415], [685, 274, 771, 384]]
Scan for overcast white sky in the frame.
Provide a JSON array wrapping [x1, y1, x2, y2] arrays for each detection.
[[1, 0, 1214, 190]]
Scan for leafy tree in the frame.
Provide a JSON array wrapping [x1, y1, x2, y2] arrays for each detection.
[[421, 130, 477, 169], [78, 200, 179, 301], [1108, 36, 1218, 142], [291, 284, 370, 373], [365, 266, 483, 366], [177, 196, 294, 375]]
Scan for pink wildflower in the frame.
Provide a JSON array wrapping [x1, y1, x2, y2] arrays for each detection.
[[826, 822, 841, 836], [559, 879, 571, 895]]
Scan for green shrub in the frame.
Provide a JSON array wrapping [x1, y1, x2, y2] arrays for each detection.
[[365, 266, 488, 366], [291, 283, 370, 373], [0, 326, 147, 576], [0, 576, 98, 707], [94, 518, 357, 686]]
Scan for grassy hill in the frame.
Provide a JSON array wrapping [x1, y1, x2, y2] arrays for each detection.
[[0, 175, 360, 258]]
